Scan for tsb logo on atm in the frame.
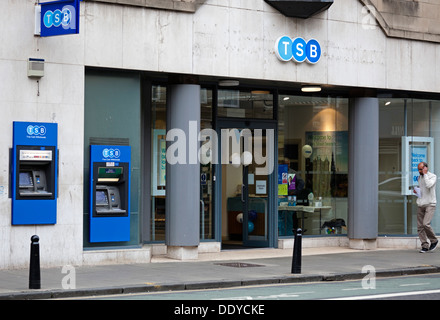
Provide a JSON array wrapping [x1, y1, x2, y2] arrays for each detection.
[[275, 36, 321, 64], [26, 125, 47, 136], [102, 148, 121, 159]]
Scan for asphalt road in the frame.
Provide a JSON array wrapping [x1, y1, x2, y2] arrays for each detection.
[[82, 273, 440, 300]]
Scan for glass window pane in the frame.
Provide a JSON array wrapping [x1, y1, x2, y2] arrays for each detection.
[[84, 70, 141, 246], [151, 85, 167, 241], [200, 88, 215, 240], [218, 90, 274, 119], [278, 95, 348, 236], [378, 99, 406, 234], [429, 101, 440, 234], [379, 98, 440, 236]]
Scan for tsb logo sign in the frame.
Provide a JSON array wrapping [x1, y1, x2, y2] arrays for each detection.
[[275, 36, 321, 64], [43, 7, 72, 29], [26, 125, 47, 136], [39, 0, 80, 37]]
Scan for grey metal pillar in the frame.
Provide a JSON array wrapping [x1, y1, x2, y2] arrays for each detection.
[[166, 84, 201, 258], [348, 97, 379, 246]]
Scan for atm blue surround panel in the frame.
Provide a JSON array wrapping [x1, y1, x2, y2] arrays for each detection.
[[12, 121, 58, 225], [89, 145, 131, 243]]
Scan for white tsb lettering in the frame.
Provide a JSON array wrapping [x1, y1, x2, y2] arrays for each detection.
[[296, 42, 304, 57], [310, 44, 318, 58], [282, 41, 290, 55]]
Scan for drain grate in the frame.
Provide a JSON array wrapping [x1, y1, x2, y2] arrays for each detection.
[[215, 262, 265, 268]]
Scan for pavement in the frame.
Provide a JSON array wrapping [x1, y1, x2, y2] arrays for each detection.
[[1, 246, 440, 300]]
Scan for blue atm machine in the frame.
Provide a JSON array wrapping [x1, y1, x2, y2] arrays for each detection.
[[89, 145, 131, 242], [11, 121, 58, 225]]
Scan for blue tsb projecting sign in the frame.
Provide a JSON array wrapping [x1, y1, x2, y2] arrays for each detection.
[[275, 36, 321, 64], [40, 0, 80, 37]]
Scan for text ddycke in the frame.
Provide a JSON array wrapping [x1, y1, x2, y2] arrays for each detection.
[[218, 304, 265, 315]]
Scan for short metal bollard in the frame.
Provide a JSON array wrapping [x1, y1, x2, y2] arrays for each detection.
[[29, 235, 41, 289], [291, 228, 302, 274]]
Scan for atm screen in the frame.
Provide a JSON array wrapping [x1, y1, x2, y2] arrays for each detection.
[[96, 190, 109, 206], [19, 171, 33, 188]]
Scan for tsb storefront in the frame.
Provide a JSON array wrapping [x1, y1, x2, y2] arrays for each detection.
[[78, 0, 440, 259], [2, 0, 440, 268]]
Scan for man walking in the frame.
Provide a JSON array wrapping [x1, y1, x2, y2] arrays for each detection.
[[415, 162, 438, 253]]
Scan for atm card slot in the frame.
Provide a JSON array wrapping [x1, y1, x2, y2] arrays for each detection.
[[19, 190, 53, 197], [96, 208, 126, 215]]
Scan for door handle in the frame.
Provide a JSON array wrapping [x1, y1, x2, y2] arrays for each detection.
[[200, 199, 205, 214], [241, 184, 245, 203]]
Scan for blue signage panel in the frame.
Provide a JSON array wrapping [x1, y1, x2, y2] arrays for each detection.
[[40, 0, 80, 37], [275, 36, 322, 64], [12, 121, 58, 225], [89, 145, 131, 243], [411, 146, 428, 186]]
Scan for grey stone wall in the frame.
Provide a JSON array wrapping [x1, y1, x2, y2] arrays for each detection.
[[87, 0, 205, 13], [360, 0, 440, 43]]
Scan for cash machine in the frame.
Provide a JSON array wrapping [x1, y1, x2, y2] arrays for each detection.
[[11, 121, 58, 225], [89, 145, 131, 242]]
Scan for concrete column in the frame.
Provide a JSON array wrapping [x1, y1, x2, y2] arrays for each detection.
[[166, 84, 201, 259], [348, 97, 379, 249]]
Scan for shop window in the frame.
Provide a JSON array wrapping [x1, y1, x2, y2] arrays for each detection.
[[200, 88, 215, 240], [378, 98, 440, 235], [278, 95, 348, 236], [151, 85, 167, 241], [150, 85, 216, 242]]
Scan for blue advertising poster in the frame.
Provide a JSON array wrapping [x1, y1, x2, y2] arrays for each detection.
[[40, 0, 80, 37], [278, 164, 288, 184], [305, 131, 349, 172], [411, 145, 427, 186], [278, 164, 288, 196]]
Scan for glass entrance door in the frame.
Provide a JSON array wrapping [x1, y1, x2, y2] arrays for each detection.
[[217, 120, 276, 248]]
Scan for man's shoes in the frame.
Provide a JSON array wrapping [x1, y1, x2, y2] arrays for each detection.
[[429, 241, 438, 251], [419, 241, 438, 252]]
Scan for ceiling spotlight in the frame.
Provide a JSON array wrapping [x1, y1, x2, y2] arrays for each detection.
[[219, 80, 239, 87], [301, 85, 321, 93], [385, 101, 391, 106]]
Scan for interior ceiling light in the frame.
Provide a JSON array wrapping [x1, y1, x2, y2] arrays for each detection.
[[301, 85, 321, 93], [385, 101, 391, 106], [219, 80, 239, 87]]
